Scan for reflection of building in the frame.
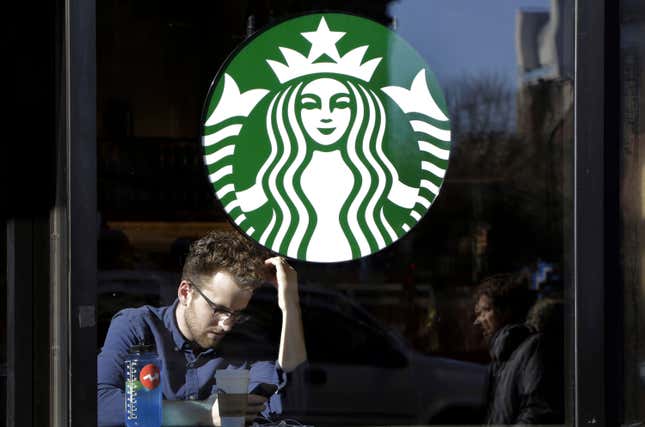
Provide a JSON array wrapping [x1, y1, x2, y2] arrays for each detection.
[[516, 0, 574, 84], [516, 0, 574, 133], [514, 0, 574, 279]]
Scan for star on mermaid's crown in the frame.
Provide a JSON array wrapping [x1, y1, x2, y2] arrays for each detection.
[[266, 17, 382, 84]]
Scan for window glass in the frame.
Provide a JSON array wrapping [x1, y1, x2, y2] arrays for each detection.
[[620, 0, 645, 423], [97, 1, 573, 424]]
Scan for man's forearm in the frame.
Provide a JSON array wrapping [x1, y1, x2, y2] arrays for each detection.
[[162, 399, 212, 426], [101, 390, 215, 426], [278, 301, 307, 372], [268, 257, 307, 373], [98, 387, 126, 427]]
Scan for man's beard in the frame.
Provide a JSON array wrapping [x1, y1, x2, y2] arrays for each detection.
[[184, 305, 224, 349]]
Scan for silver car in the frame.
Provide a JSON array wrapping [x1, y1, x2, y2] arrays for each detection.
[[225, 286, 487, 426]]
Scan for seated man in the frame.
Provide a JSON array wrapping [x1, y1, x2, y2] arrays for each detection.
[[97, 231, 307, 426]]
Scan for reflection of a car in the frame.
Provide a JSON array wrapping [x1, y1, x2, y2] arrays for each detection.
[[98, 272, 486, 425], [222, 286, 486, 426]]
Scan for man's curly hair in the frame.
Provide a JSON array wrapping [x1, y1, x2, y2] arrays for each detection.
[[474, 273, 534, 324], [181, 231, 271, 290]]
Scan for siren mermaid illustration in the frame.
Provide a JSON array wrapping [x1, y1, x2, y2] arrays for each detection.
[[203, 17, 451, 262]]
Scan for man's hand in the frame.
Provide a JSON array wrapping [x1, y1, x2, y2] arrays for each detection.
[[264, 256, 299, 311], [246, 394, 268, 423], [206, 393, 220, 426], [206, 393, 267, 425]]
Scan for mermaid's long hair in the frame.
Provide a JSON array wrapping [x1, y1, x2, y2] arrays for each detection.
[[256, 78, 401, 260]]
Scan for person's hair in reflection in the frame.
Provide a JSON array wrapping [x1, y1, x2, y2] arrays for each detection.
[[473, 273, 533, 341], [526, 298, 564, 337], [473, 273, 560, 425]]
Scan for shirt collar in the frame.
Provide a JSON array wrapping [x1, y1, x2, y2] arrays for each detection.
[[165, 299, 191, 351]]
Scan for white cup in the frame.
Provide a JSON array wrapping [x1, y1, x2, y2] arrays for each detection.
[[215, 369, 250, 427]]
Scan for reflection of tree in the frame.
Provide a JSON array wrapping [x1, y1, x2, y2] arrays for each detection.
[[400, 75, 573, 359], [446, 72, 514, 138], [417, 75, 573, 283]]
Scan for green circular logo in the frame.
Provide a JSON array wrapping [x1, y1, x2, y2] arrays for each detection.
[[202, 13, 451, 263]]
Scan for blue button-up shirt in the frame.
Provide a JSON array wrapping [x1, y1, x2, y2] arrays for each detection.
[[97, 300, 284, 427]]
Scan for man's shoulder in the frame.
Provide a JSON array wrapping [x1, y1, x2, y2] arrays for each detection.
[[508, 332, 543, 364], [103, 304, 175, 348], [110, 304, 170, 329], [516, 332, 541, 351], [491, 323, 533, 361]]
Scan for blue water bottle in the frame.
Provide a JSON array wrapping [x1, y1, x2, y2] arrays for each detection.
[[125, 344, 162, 427]]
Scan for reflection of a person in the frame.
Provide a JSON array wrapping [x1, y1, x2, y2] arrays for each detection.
[[526, 298, 565, 423], [473, 274, 561, 425], [97, 231, 307, 426]]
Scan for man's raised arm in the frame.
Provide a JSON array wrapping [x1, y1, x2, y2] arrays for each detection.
[[264, 257, 307, 372]]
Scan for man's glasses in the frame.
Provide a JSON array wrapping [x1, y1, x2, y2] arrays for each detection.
[[187, 281, 252, 324]]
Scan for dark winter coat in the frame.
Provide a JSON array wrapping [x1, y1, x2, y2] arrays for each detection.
[[484, 324, 564, 425]]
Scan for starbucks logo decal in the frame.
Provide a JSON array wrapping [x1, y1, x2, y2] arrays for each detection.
[[202, 14, 451, 262]]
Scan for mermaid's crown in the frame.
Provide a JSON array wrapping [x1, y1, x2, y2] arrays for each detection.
[[267, 17, 382, 84]]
